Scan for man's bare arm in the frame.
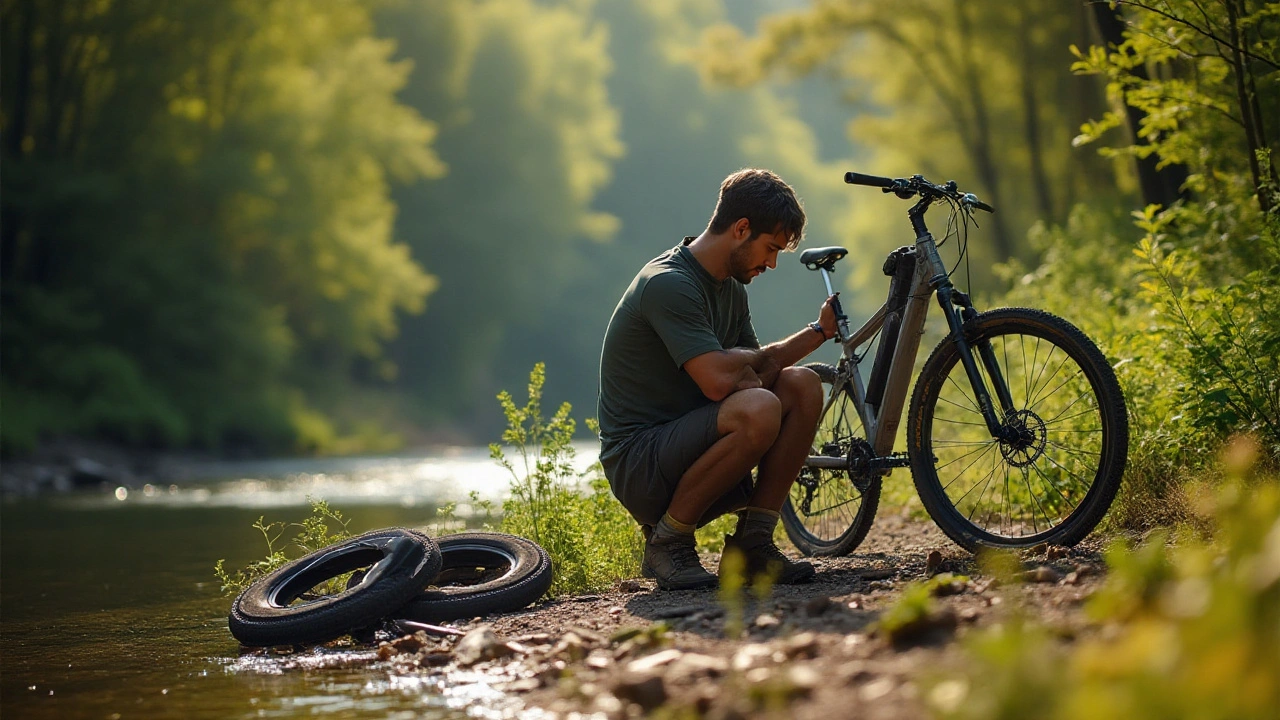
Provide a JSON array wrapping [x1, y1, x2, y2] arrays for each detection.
[[684, 348, 766, 401], [760, 294, 839, 371]]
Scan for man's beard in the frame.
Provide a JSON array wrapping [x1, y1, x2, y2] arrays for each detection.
[[728, 242, 763, 284]]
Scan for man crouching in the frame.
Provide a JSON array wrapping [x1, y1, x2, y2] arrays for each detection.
[[596, 168, 838, 590]]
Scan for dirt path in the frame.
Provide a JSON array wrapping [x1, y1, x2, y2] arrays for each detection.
[[372, 514, 1109, 719]]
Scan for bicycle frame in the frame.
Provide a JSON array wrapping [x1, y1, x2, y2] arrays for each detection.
[[806, 196, 1016, 471]]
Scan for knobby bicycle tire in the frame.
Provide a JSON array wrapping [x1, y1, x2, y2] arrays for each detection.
[[907, 308, 1127, 552], [781, 362, 881, 556], [396, 532, 553, 622], [229, 528, 442, 647]]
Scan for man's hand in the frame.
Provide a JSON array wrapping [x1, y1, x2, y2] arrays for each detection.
[[755, 352, 781, 389], [816, 294, 839, 339]]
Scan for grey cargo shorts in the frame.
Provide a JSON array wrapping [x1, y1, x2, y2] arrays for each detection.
[[599, 401, 754, 527]]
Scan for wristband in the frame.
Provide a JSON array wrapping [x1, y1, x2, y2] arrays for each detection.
[[809, 321, 829, 340]]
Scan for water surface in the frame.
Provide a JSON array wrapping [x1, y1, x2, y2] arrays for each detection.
[[1, 446, 594, 718]]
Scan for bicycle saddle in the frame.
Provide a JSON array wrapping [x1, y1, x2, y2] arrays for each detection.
[[799, 246, 848, 270]]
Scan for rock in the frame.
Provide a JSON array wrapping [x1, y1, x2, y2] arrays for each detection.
[[668, 652, 728, 678], [803, 596, 834, 616], [550, 634, 589, 662], [1030, 543, 1049, 556], [731, 643, 774, 671], [781, 632, 820, 659], [421, 652, 452, 667], [837, 660, 873, 684], [619, 579, 643, 593], [930, 573, 967, 597], [860, 677, 896, 701], [1046, 545, 1070, 562], [626, 648, 682, 673], [612, 672, 667, 711], [574, 594, 602, 602], [501, 678, 541, 693], [861, 568, 896, 581], [868, 580, 894, 591], [391, 631, 429, 653], [925, 550, 944, 576], [753, 613, 780, 628], [70, 458, 113, 487], [585, 651, 613, 669], [958, 607, 982, 623], [1064, 571, 1081, 585], [376, 642, 396, 660], [1023, 565, 1063, 584], [744, 664, 815, 703], [454, 626, 514, 666]]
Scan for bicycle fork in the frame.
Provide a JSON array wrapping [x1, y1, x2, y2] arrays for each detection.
[[915, 211, 1016, 441]]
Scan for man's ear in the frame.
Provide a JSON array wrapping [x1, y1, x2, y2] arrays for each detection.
[[733, 217, 752, 241]]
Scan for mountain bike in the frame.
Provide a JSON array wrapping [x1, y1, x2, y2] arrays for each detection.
[[781, 171, 1128, 555]]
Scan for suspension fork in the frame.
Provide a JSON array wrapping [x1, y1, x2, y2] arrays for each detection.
[[911, 198, 1013, 440]]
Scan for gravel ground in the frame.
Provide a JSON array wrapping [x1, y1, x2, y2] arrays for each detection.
[[367, 513, 1109, 719]]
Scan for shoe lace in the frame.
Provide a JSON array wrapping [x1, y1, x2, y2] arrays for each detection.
[[668, 541, 704, 570]]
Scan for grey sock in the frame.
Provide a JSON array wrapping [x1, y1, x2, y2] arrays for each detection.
[[650, 513, 695, 545], [734, 507, 781, 542]]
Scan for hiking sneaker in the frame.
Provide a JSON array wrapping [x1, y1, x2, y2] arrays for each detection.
[[722, 533, 816, 584], [641, 532, 718, 591]]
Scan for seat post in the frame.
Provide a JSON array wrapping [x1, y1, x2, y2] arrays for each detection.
[[818, 266, 850, 340], [819, 267, 836, 297]]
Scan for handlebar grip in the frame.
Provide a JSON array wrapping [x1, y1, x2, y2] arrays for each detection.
[[973, 200, 995, 213], [843, 171, 896, 189]]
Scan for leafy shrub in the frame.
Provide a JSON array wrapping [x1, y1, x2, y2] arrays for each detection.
[[213, 499, 353, 596], [493, 363, 640, 596], [929, 444, 1280, 720]]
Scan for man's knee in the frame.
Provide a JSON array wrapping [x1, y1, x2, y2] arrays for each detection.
[[719, 387, 782, 448], [774, 366, 823, 416]]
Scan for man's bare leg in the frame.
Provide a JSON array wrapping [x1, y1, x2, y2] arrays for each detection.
[[727, 366, 823, 583], [748, 366, 824, 510], [664, 388, 782, 526], [641, 388, 781, 590]]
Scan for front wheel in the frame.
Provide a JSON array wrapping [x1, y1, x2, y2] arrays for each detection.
[[781, 362, 881, 556], [907, 308, 1128, 552]]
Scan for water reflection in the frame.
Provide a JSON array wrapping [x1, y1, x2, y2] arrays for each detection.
[[0, 444, 595, 718]]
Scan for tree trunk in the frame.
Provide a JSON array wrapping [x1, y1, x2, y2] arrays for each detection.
[[1225, 0, 1272, 213], [1089, 1, 1188, 208], [954, 0, 1014, 258], [1017, 4, 1055, 224], [2, 0, 36, 283]]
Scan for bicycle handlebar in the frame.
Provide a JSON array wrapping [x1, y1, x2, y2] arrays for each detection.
[[843, 170, 995, 213], [843, 171, 896, 189]]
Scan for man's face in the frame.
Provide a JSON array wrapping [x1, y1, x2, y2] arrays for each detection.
[[728, 229, 788, 284]]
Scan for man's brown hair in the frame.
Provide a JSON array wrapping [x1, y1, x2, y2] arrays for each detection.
[[707, 168, 805, 249]]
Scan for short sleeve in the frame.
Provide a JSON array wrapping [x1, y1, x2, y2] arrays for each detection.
[[639, 273, 724, 368]]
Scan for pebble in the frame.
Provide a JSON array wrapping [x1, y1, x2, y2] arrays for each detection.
[[803, 596, 834, 616], [611, 672, 667, 711], [753, 613, 780, 628], [454, 626, 514, 666], [861, 568, 896, 580], [781, 632, 820, 659], [1024, 565, 1063, 584], [1047, 545, 1070, 562], [618, 579, 643, 593], [925, 550, 944, 576], [626, 648, 683, 673]]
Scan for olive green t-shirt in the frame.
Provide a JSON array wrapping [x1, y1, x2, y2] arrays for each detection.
[[597, 239, 760, 461]]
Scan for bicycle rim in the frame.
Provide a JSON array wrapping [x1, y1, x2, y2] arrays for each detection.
[[912, 310, 1125, 548], [782, 377, 879, 556]]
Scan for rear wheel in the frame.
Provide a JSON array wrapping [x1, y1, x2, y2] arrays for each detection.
[[781, 362, 881, 556], [907, 308, 1128, 551]]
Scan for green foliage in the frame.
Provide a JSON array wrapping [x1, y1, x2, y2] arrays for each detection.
[[492, 363, 639, 597], [2, 0, 438, 454], [213, 498, 353, 597], [930, 460, 1280, 720]]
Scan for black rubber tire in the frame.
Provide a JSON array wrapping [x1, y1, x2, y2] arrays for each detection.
[[395, 532, 553, 622], [907, 308, 1128, 552], [229, 528, 442, 647], [781, 362, 881, 556]]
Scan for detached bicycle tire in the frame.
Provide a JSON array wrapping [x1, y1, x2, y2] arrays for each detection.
[[395, 532, 552, 623], [229, 528, 442, 647]]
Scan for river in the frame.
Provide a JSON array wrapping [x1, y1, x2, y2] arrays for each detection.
[[0, 444, 598, 719]]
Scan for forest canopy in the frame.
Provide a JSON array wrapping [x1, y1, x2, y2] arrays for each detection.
[[3, 0, 1277, 488]]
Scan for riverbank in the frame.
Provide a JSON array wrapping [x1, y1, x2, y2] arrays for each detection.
[[246, 513, 1108, 719]]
